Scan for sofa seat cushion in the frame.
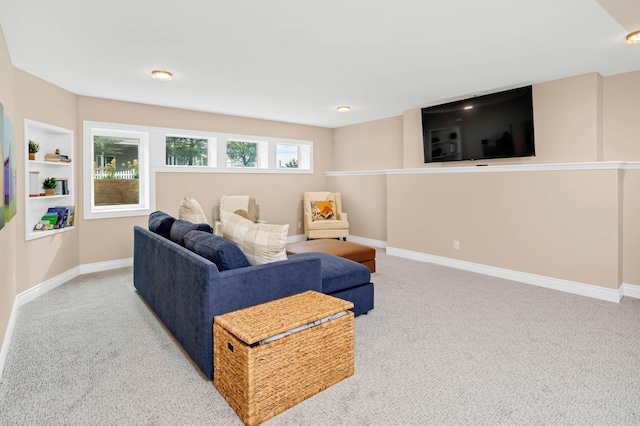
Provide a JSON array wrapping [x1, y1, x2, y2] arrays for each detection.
[[184, 230, 250, 271], [289, 252, 370, 294], [149, 211, 176, 238], [169, 219, 213, 246]]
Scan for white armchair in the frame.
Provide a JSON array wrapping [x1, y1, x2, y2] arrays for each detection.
[[213, 195, 261, 236], [303, 191, 349, 240]]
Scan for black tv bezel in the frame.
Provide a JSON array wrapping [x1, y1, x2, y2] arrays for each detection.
[[421, 86, 535, 164]]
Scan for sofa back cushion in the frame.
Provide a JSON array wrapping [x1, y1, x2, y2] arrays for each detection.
[[184, 230, 250, 271], [169, 219, 213, 246], [148, 211, 176, 238]]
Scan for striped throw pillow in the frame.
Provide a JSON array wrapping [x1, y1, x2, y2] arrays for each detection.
[[220, 210, 289, 265]]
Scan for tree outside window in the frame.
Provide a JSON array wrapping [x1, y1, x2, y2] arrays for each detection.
[[227, 141, 257, 167], [166, 136, 209, 166]]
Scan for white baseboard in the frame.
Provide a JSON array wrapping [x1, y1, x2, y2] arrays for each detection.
[[621, 283, 640, 299], [387, 247, 625, 303], [78, 258, 133, 275], [0, 297, 19, 386], [0, 258, 133, 383], [346, 235, 387, 249]]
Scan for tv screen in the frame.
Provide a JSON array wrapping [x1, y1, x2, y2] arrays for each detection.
[[422, 86, 535, 163]]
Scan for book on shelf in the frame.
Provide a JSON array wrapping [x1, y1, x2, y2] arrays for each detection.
[[54, 178, 69, 195], [45, 206, 66, 229], [36, 205, 76, 231], [62, 205, 75, 227], [33, 221, 49, 231], [40, 214, 59, 229], [44, 153, 71, 163]]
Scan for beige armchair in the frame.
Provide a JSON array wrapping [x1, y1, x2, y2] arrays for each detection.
[[303, 191, 349, 240], [213, 195, 260, 236]]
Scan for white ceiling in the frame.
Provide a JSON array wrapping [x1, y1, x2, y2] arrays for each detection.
[[1, 0, 639, 128]]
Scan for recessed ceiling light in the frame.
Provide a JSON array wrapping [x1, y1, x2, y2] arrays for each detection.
[[337, 105, 351, 112], [151, 70, 173, 81], [626, 30, 640, 44]]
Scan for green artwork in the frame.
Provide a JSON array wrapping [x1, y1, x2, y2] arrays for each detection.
[[0, 101, 4, 230], [3, 113, 17, 223]]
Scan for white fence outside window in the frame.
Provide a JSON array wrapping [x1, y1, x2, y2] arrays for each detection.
[[93, 170, 137, 179]]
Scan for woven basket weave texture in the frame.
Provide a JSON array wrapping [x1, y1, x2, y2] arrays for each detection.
[[214, 291, 355, 426]]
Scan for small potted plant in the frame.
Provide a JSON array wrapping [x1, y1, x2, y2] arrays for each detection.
[[28, 140, 39, 160], [42, 177, 56, 196]]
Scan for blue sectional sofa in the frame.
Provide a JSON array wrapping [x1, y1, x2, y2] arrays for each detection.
[[133, 211, 374, 379]]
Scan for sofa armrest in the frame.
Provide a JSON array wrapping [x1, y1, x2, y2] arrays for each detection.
[[214, 220, 223, 236]]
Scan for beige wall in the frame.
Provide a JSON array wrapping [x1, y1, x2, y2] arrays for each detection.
[[622, 170, 640, 287], [326, 173, 387, 242], [330, 71, 640, 290], [13, 70, 79, 291], [0, 24, 16, 351], [603, 71, 640, 161], [332, 116, 403, 171], [387, 169, 621, 289], [532, 73, 603, 163]]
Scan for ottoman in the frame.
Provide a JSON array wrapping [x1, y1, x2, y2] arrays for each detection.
[[287, 239, 376, 273], [214, 291, 354, 426]]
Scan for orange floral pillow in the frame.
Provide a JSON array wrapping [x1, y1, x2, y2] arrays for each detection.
[[310, 201, 336, 221]]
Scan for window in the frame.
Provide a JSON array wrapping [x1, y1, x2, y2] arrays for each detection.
[[277, 144, 299, 168], [226, 140, 262, 168], [165, 136, 212, 166], [84, 121, 313, 218], [84, 122, 151, 219]]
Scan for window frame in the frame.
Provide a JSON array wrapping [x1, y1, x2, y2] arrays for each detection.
[[165, 134, 215, 167], [83, 120, 314, 218], [83, 121, 154, 220]]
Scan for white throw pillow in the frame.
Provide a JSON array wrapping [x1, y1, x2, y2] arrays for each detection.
[[178, 196, 208, 224], [220, 210, 289, 265]]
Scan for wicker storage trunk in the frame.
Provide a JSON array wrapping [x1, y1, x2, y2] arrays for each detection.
[[213, 290, 355, 426]]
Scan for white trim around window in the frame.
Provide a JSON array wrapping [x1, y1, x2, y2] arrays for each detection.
[[83, 122, 154, 220], [83, 120, 313, 219]]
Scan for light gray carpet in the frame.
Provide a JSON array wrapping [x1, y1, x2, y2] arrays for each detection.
[[1, 251, 639, 425]]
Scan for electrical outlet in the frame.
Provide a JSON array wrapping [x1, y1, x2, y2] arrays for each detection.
[[453, 240, 460, 250]]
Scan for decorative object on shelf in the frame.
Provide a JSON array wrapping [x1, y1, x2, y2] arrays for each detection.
[[54, 178, 69, 195], [29, 171, 40, 197], [42, 177, 57, 196], [28, 140, 39, 160]]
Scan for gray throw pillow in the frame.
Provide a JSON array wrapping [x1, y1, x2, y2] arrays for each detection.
[[148, 211, 176, 238], [169, 219, 213, 246]]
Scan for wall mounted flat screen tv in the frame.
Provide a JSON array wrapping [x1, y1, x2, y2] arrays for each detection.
[[422, 86, 535, 163]]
